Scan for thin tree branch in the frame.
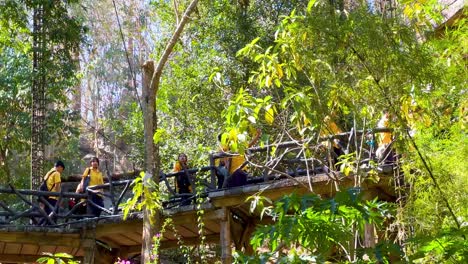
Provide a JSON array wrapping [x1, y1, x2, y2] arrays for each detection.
[[173, 0, 180, 25], [149, 0, 199, 94]]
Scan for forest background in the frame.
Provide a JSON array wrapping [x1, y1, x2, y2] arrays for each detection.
[[0, 0, 466, 263]]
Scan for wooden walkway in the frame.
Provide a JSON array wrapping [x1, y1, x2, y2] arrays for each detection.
[[0, 128, 398, 263], [0, 171, 396, 263]]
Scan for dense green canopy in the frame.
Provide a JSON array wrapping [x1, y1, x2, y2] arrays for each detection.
[[0, 0, 466, 263]]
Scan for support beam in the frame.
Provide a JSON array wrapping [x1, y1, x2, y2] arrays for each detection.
[[171, 208, 227, 225], [239, 221, 255, 255], [95, 220, 142, 237], [81, 228, 96, 264], [361, 190, 379, 248], [0, 254, 83, 263], [220, 207, 232, 264], [363, 223, 377, 248], [117, 246, 132, 259], [160, 234, 220, 250], [0, 232, 81, 247], [209, 174, 395, 207]]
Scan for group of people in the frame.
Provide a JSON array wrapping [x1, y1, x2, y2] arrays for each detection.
[[39, 112, 393, 219], [320, 110, 394, 169], [39, 157, 105, 225], [172, 111, 394, 198], [172, 129, 262, 197]]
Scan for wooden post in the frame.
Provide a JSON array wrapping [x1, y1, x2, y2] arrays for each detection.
[[363, 223, 377, 247], [209, 153, 217, 189], [362, 190, 378, 248], [118, 246, 129, 260], [81, 227, 96, 264], [240, 221, 255, 255], [220, 207, 232, 264]]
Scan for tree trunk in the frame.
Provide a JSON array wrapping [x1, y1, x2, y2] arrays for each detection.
[[141, 60, 160, 263], [72, 45, 81, 114], [140, 1, 199, 261]]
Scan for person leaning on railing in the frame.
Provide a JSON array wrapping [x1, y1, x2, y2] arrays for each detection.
[[319, 115, 346, 169], [219, 128, 261, 188], [76, 157, 104, 217]]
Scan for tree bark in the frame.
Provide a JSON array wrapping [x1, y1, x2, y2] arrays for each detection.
[[141, 60, 160, 263], [140, 1, 199, 261], [72, 45, 81, 114]]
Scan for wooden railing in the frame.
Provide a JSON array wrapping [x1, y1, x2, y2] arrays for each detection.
[[0, 128, 396, 227], [0, 180, 133, 226]]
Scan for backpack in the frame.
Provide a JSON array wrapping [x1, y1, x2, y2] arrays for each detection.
[[81, 168, 91, 193], [39, 170, 55, 192]]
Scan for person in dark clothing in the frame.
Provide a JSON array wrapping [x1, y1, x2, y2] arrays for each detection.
[[218, 129, 261, 188], [173, 153, 192, 194]]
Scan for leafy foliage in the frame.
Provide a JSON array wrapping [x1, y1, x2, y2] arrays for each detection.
[[408, 226, 468, 263], [0, 0, 84, 186], [236, 189, 398, 263], [224, 0, 467, 262], [37, 252, 79, 264], [121, 172, 162, 220], [0, 0, 466, 262]]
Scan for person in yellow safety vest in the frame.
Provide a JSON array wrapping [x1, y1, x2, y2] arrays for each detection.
[[320, 115, 345, 169], [39, 160, 64, 225], [77, 157, 104, 217], [376, 110, 393, 163]]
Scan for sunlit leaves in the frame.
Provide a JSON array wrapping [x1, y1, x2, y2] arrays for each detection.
[[408, 226, 468, 263], [236, 37, 261, 58], [222, 90, 275, 151], [237, 190, 396, 263], [264, 104, 275, 125], [246, 194, 273, 220], [306, 0, 318, 13], [401, 0, 444, 27], [37, 252, 79, 264], [121, 172, 162, 221]]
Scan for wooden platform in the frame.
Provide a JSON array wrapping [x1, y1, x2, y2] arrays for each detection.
[[0, 172, 396, 263]]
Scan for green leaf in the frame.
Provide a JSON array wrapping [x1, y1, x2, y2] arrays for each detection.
[[53, 253, 73, 259], [307, 0, 318, 13]]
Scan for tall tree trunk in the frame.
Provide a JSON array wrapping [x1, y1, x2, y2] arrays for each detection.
[[72, 45, 81, 114], [140, 1, 199, 261], [93, 71, 100, 157], [141, 60, 160, 263]]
